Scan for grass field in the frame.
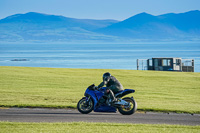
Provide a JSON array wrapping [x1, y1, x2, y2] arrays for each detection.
[[0, 66, 200, 113], [0, 122, 200, 133]]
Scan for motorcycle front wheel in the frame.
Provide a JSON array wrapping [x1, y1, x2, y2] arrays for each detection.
[[77, 97, 94, 114], [118, 97, 137, 115]]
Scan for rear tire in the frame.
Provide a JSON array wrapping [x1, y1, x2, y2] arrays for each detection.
[[77, 97, 93, 114], [118, 97, 137, 115]]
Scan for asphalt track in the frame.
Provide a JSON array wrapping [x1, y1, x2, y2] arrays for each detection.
[[0, 108, 199, 125]]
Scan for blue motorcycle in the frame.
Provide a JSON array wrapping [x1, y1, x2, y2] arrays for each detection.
[[77, 84, 137, 115]]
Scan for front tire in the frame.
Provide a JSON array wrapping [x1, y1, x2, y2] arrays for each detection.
[[118, 97, 137, 115], [77, 97, 94, 114]]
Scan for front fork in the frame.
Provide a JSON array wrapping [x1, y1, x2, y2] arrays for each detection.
[[85, 96, 91, 105]]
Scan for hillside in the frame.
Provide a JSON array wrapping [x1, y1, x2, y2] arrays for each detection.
[[0, 11, 200, 42], [0, 12, 118, 42], [0, 66, 200, 113], [97, 10, 200, 40]]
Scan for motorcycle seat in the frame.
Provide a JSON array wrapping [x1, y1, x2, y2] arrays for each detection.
[[115, 89, 135, 98]]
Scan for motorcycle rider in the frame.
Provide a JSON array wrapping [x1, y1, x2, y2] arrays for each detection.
[[98, 72, 124, 104]]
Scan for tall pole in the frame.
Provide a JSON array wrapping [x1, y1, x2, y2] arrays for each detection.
[[142, 60, 144, 70]]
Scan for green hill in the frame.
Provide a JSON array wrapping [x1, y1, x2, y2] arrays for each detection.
[[0, 66, 199, 113]]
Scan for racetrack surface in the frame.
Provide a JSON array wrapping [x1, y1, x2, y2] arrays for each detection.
[[0, 108, 199, 125]]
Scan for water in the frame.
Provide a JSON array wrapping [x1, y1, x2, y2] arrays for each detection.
[[0, 42, 200, 72]]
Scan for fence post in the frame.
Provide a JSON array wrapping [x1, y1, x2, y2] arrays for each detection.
[[137, 59, 139, 70]]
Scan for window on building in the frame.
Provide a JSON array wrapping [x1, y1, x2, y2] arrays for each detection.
[[183, 61, 192, 66], [158, 59, 162, 66], [176, 59, 181, 65], [163, 59, 171, 66], [149, 59, 152, 66]]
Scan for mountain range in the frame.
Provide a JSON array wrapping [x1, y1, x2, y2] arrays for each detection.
[[0, 10, 200, 43]]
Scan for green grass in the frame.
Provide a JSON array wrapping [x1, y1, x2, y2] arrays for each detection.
[[0, 122, 199, 133], [0, 66, 200, 113]]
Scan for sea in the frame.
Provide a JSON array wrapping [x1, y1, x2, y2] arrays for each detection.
[[0, 42, 200, 72]]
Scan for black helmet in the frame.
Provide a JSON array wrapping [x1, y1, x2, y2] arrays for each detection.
[[103, 72, 111, 80]]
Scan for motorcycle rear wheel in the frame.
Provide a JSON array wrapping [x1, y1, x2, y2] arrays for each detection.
[[77, 97, 94, 114], [118, 97, 137, 115]]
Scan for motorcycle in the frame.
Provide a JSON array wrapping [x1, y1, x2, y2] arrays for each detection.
[[77, 84, 137, 115]]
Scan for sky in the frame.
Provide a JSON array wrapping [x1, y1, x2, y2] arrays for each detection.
[[0, 0, 200, 20]]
